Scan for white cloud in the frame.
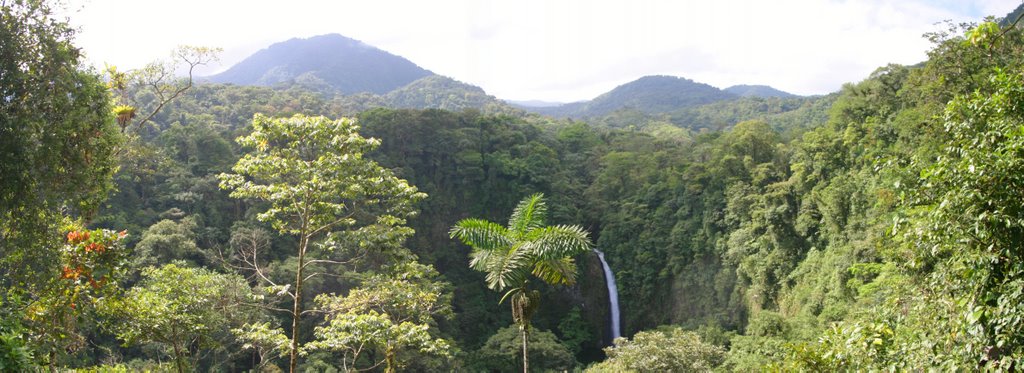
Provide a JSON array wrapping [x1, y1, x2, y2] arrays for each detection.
[[62, 0, 1021, 102]]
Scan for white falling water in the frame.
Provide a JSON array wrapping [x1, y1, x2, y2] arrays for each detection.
[[595, 250, 621, 342]]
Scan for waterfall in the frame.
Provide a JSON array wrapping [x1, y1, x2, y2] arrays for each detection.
[[595, 250, 621, 342]]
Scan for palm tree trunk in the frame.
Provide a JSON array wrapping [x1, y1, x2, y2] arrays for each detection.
[[521, 323, 530, 373]]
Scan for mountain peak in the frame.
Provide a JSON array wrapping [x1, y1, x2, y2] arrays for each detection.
[[208, 33, 432, 94]]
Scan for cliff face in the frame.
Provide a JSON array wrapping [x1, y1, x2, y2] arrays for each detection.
[[579, 252, 612, 349]]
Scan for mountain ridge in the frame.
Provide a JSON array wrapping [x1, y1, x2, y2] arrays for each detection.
[[208, 35, 804, 121]]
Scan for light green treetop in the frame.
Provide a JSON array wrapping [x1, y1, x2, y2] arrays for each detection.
[[307, 262, 453, 372], [220, 113, 423, 237], [219, 113, 426, 372]]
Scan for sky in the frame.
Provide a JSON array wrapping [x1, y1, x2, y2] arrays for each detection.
[[62, 0, 1021, 103]]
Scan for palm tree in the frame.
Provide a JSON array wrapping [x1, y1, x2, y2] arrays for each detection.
[[450, 193, 592, 373]]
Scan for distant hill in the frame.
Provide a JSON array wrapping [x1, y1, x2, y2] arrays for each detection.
[[319, 75, 519, 115], [528, 75, 737, 118], [723, 84, 797, 98], [583, 94, 834, 134], [207, 34, 432, 95], [384, 75, 518, 114], [1000, 2, 1024, 27]]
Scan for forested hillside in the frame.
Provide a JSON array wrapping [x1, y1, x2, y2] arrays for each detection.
[[528, 75, 738, 118], [723, 84, 796, 98], [4, 0, 1024, 371]]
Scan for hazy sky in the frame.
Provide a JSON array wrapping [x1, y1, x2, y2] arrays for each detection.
[[63, 0, 1020, 102]]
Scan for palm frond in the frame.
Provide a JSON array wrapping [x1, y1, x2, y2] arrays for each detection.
[[532, 257, 578, 286], [523, 224, 592, 260], [450, 218, 512, 252], [483, 244, 532, 291], [499, 288, 522, 305], [507, 193, 547, 237], [469, 248, 498, 272]]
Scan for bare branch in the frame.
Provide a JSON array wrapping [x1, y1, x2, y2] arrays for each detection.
[[112, 46, 221, 135], [244, 302, 293, 316], [304, 258, 358, 268]]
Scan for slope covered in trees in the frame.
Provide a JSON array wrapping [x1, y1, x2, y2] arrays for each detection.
[[5, 2, 1024, 371], [208, 34, 432, 94], [531, 75, 738, 118], [724, 84, 797, 98], [383, 75, 519, 114]]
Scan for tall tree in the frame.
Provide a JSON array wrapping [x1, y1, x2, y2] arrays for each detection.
[[219, 114, 425, 372], [450, 193, 591, 373], [0, 0, 122, 289]]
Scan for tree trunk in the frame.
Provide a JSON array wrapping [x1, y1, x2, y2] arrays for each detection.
[[385, 344, 396, 373], [521, 323, 530, 373], [289, 233, 308, 373], [172, 341, 186, 373]]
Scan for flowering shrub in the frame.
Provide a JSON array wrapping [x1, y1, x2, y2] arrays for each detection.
[[24, 227, 130, 357], [58, 229, 129, 295]]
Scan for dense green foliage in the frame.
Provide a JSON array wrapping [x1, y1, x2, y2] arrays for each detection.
[[471, 326, 576, 372], [104, 263, 257, 372], [5, 2, 1024, 371], [384, 75, 518, 114], [308, 262, 454, 372], [0, 0, 121, 289], [588, 326, 725, 372]]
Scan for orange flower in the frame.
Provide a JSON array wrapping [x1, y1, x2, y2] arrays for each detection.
[[118, 230, 127, 238], [61, 266, 82, 280], [84, 243, 105, 253], [67, 231, 80, 243]]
